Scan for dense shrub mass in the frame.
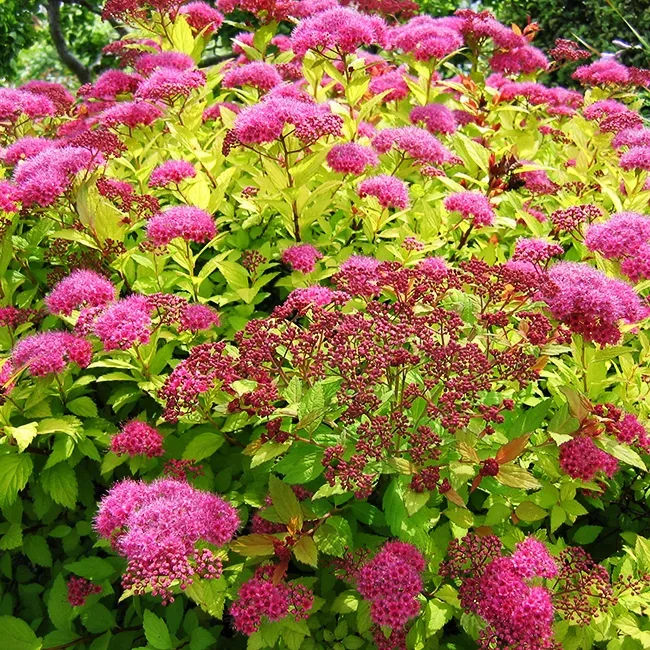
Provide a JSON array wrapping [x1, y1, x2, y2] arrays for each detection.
[[2, 2, 650, 650]]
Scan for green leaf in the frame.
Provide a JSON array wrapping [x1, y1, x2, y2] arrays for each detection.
[[515, 501, 547, 522], [596, 437, 647, 471], [496, 464, 542, 490], [293, 536, 318, 567], [23, 535, 52, 567], [182, 432, 224, 461], [66, 397, 98, 418], [0, 523, 23, 550], [274, 442, 325, 484], [41, 463, 77, 509], [0, 615, 42, 650], [230, 534, 276, 557], [314, 516, 352, 557], [573, 525, 602, 544], [0, 454, 33, 508], [186, 578, 227, 620], [143, 611, 172, 650], [48, 574, 73, 631], [189, 628, 215, 650], [550, 505, 566, 533], [425, 600, 454, 634], [268, 475, 302, 527], [65, 557, 115, 581], [6, 423, 38, 453], [81, 605, 115, 634]]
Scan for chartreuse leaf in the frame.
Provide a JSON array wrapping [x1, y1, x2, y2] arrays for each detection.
[[0, 454, 33, 508], [186, 578, 227, 619], [268, 475, 302, 527], [0, 615, 42, 650], [292, 535, 318, 567]]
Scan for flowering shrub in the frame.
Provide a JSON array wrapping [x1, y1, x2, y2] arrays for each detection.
[[2, 2, 650, 650]]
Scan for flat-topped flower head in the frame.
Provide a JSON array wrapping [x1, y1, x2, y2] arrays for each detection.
[[410, 103, 457, 134], [612, 127, 650, 149], [2, 137, 58, 166], [559, 435, 619, 480], [230, 566, 313, 635], [490, 44, 548, 74], [388, 16, 464, 60], [136, 68, 206, 103], [358, 175, 409, 210], [291, 7, 387, 57], [92, 295, 152, 351], [0, 88, 56, 122], [11, 332, 92, 377], [147, 206, 216, 246], [573, 58, 631, 86], [222, 62, 283, 92], [149, 160, 197, 187], [372, 126, 454, 165], [179, 2, 224, 33], [46, 270, 116, 316], [98, 101, 164, 129], [21, 80, 74, 114], [620, 145, 650, 171], [234, 97, 341, 145], [357, 541, 424, 629], [135, 51, 195, 76], [13, 146, 101, 208], [444, 191, 495, 227], [179, 303, 220, 332], [95, 478, 238, 603], [512, 238, 564, 264], [585, 212, 650, 259], [368, 70, 410, 102], [326, 142, 378, 175], [281, 244, 323, 273], [511, 537, 558, 579], [545, 261, 647, 345], [111, 420, 164, 458]]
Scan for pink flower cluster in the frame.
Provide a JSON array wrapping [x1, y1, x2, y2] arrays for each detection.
[[111, 420, 164, 458], [98, 101, 164, 129], [223, 62, 283, 92], [12, 146, 101, 208], [512, 238, 563, 265], [357, 541, 425, 629], [573, 58, 640, 87], [440, 534, 557, 650], [586, 212, 650, 281], [559, 435, 618, 481], [357, 175, 409, 209], [410, 103, 457, 134], [326, 142, 378, 175], [444, 191, 495, 227], [8, 331, 92, 377], [388, 16, 463, 61], [179, 2, 224, 33], [490, 44, 548, 75], [372, 126, 454, 165], [290, 8, 386, 57], [135, 51, 195, 76], [92, 295, 152, 351], [0, 88, 56, 122], [136, 68, 206, 103], [46, 270, 116, 316], [67, 577, 102, 606], [233, 96, 342, 145], [2, 136, 57, 166], [147, 206, 216, 246], [94, 478, 239, 603], [368, 69, 410, 102], [149, 160, 197, 187], [230, 566, 314, 635], [545, 262, 647, 345], [620, 146, 650, 171], [281, 244, 323, 272]]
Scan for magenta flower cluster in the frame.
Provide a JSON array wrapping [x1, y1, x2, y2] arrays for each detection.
[[111, 420, 164, 458], [357, 541, 425, 629], [94, 478, 239, 603]]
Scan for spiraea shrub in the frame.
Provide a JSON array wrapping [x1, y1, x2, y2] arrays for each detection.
[[2, 1, 650, 649]]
